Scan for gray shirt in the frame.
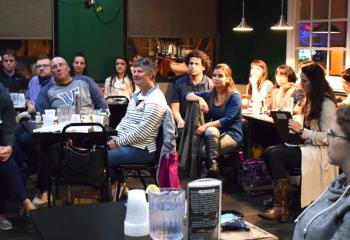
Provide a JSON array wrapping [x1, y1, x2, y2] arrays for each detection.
[[293, 173, 350, 240]]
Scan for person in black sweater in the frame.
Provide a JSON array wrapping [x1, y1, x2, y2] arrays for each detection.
[[0, 49, 28, 93], [0, 83, 35, 231]]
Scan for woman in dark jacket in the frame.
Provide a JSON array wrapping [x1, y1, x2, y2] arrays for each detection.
[[0, 84, 35, 231]]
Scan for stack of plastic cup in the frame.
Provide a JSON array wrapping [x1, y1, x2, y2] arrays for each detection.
[[124, 189, 149, 237]]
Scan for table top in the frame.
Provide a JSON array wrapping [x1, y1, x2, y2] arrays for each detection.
[[30, 202, 148, 240], [242, 111, 274, 124], [30, 202, 278, 240]]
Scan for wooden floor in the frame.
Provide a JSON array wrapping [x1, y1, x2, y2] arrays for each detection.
[[0, 176, 298, 240]]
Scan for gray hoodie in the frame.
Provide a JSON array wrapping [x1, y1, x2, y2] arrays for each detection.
[[293, 173, 350, 240]]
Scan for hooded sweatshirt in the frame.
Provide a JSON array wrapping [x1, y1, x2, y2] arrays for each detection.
[[293, 173, 350, 240]]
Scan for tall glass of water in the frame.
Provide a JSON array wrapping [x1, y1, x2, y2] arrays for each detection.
[[148, 188, 185, 240]]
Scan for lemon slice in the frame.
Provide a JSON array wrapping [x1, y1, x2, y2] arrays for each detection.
[[146, 184, 160, 194]]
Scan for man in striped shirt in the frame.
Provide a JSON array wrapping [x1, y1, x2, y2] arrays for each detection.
[[107, 57, 167, 166]]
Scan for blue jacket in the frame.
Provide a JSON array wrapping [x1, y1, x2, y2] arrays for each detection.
[[186, 90, 243, 144]]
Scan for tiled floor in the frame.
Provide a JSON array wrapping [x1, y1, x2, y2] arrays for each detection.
[[0, 177, 298, 239]]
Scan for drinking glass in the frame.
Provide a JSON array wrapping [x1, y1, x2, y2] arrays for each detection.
[[263, 98, 272, 115], [57, 106, 73, 124], [148, 188, 185, 240]]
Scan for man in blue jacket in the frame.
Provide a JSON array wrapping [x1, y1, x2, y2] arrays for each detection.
[[35, 56, 107, 114]]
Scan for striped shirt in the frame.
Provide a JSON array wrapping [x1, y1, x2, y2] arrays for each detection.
[[113, 86, 167, 153]]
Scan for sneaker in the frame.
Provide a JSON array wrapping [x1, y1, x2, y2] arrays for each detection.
[[0, 217, 13, 231], [32, 191, 49, 206]]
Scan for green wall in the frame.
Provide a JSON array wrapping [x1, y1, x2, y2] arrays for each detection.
[[58, 0, 287, 84], [58, 0, 124, 82], [218, 0, 287, 84]]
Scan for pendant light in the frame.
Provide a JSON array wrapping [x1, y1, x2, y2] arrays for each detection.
[[271, 0, 293, 30], [233, 0, 253, 32]]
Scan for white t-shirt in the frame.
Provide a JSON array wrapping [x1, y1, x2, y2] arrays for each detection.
[[104, 75, 134, 98]]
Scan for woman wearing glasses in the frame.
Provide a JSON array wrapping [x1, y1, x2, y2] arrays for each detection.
[[258, 63, 338, 221], [104, 56, 135, 99], [293, 106, 350, 239]]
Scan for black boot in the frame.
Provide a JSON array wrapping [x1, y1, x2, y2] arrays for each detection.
[[205, 132, 220, 179]]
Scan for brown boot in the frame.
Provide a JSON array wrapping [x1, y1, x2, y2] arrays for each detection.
[[258, 179, 289, 222]]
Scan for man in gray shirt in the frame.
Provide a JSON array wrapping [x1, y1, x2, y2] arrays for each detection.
[[35, 56, 107, 114]]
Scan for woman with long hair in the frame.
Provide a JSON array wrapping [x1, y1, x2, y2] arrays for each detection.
[[70, 52, 88, 77], [185, 63, 243, 177], [104, 56, 135, 98], [247, 59, 273, 103], [272, 64, 297, 110], [258, 63, 338, 221]]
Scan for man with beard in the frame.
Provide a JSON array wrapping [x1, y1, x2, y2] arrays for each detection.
[[25, 56, 53, 114]]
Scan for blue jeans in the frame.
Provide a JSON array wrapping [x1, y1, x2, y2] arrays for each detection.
[[108, 146, 155, 167], [0, 156, 29, 214]]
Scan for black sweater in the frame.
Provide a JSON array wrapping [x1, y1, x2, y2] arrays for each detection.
[[0, 83, 16, 147]]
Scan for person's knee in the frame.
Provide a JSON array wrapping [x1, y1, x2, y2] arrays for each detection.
[[204, 127, 220, 138]]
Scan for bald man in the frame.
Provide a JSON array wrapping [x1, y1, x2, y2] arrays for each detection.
[[35, 57, 107, 114]]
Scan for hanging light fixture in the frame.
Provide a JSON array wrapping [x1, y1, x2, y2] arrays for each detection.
[[233, 0, 253, 32], [271, 0, 293, 30]]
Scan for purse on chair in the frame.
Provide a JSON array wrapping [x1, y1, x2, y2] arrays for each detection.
[[61, 142, 106, 187]]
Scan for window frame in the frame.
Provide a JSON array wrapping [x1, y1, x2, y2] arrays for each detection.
[[286, 0, 350, 92]]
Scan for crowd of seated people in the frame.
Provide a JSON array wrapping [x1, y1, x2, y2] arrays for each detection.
[[2, 46, 350, 237]]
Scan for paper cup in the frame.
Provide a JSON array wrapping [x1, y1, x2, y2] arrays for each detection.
[[124, 189, 149, 237], [42, 114, 55, 127], [45, 109, 56, 116]]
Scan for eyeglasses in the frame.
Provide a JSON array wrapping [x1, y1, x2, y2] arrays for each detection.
[[51, 62, 66, 70], [327, 129, 350, 142], [36, 64, 50, 69]]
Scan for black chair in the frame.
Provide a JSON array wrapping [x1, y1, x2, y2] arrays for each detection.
[[48, 122, 112, 207], [106, 96, 128, 129], [114, 126, 163, 201]]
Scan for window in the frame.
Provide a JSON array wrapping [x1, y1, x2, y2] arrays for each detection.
[[286, 0, 349, 92]]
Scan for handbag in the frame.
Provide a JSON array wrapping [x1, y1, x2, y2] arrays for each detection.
[[237, 151, 272, 195], [61, 143, 106, 186]]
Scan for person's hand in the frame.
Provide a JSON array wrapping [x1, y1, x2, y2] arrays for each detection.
[[27, 102, 36, 114], [107, 139, 117, 149], [0, 146, 13, 162], [177, 119, 185, 129], [196, 124, 208, 136], [198, 98, 209, 113], [249, 76, 258, 85], [288, 119, 302, 133]]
